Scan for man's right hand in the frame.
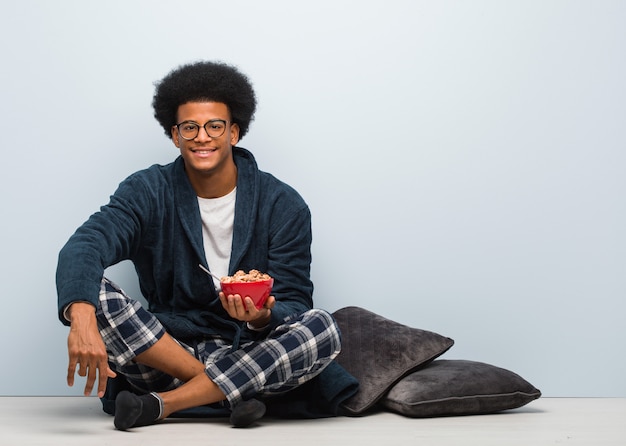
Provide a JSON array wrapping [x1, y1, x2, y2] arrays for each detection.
[[66, 302, 117, 398]]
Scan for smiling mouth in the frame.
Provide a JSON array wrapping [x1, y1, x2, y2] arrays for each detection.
[[191, 148, 217, 154]]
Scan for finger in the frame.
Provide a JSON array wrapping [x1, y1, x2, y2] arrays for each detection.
[[219, 292, 229, 310], [233, 295, 249, 315], [77, 360, 88, 378], [226, 294, 247, 319], [67, 359, 77, 387], [96, 362, 111, 398], [84, 363, 97, 396], [244, 297, 257, 312], [97, 368, 118, 399], [220, 293, 238, 318], [227, 294, 240, 308], [219, 293, 236, 317], [220, 293, 235, 317]]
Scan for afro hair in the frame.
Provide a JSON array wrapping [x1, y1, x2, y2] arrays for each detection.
[[152, 61, 257, 140]]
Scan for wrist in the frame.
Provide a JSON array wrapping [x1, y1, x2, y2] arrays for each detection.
[[248, 311, 271, 330], [68, 302, 96, 323]]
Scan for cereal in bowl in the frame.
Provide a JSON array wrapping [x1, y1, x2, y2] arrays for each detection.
[[221, 269, 272, 283]]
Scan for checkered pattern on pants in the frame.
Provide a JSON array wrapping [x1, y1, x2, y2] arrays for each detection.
[[96, 278, 341, 406]]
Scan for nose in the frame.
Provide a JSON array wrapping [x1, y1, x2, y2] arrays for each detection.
[[195, 126, 212, 141]]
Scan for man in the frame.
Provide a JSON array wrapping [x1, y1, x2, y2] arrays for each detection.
[[56, 61, 355, 430]]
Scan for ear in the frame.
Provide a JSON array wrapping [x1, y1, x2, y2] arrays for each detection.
[[230, 123, 240, 146], [171, 125, 181, 147]]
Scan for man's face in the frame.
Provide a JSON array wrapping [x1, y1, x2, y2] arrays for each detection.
[[171, 101, 240, 180]]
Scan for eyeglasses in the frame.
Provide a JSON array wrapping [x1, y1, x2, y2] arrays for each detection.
[[175, 119, 228, 140]]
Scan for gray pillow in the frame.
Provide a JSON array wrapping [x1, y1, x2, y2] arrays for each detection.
[[332, 306, 454, 415], [381, 359, 541, 417]]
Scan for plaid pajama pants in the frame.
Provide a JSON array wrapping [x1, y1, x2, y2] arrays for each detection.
[[96, 278, 341, 406]]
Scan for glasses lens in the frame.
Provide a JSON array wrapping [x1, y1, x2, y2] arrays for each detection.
[[178, 120, 227, 140], [205, 120, 226, 138], [179, 123, 199, 140]]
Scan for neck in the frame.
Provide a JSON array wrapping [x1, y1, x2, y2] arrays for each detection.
[[187, 162, 238, 199]]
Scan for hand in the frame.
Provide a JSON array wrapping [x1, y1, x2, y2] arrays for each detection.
[[219, 292, 275, 327], [66, 302, 117, 397]]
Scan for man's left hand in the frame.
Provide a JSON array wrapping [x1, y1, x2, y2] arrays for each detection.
[[219, 292, 275, 328]]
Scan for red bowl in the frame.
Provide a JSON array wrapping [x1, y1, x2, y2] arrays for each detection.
[[221, 278, 274, 310]]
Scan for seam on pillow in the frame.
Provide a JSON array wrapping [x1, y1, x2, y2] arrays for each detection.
[[385, 390, 541, 406]]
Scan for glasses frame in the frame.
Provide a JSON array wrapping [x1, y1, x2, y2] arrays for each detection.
[[175, 119, 229, 140]]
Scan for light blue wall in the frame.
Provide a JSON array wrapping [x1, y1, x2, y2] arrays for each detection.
[[1, 0, 624, 397]]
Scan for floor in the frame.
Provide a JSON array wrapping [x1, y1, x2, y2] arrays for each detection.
[[1, 397, 625, 446]]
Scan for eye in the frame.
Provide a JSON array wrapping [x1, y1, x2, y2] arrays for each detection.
[[182, 123, 198, 132]]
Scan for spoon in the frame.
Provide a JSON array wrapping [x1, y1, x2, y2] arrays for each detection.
[[198, 264, 222, 282]]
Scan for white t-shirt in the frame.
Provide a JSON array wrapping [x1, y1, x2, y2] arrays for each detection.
[[197, 187, 236, 289]]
